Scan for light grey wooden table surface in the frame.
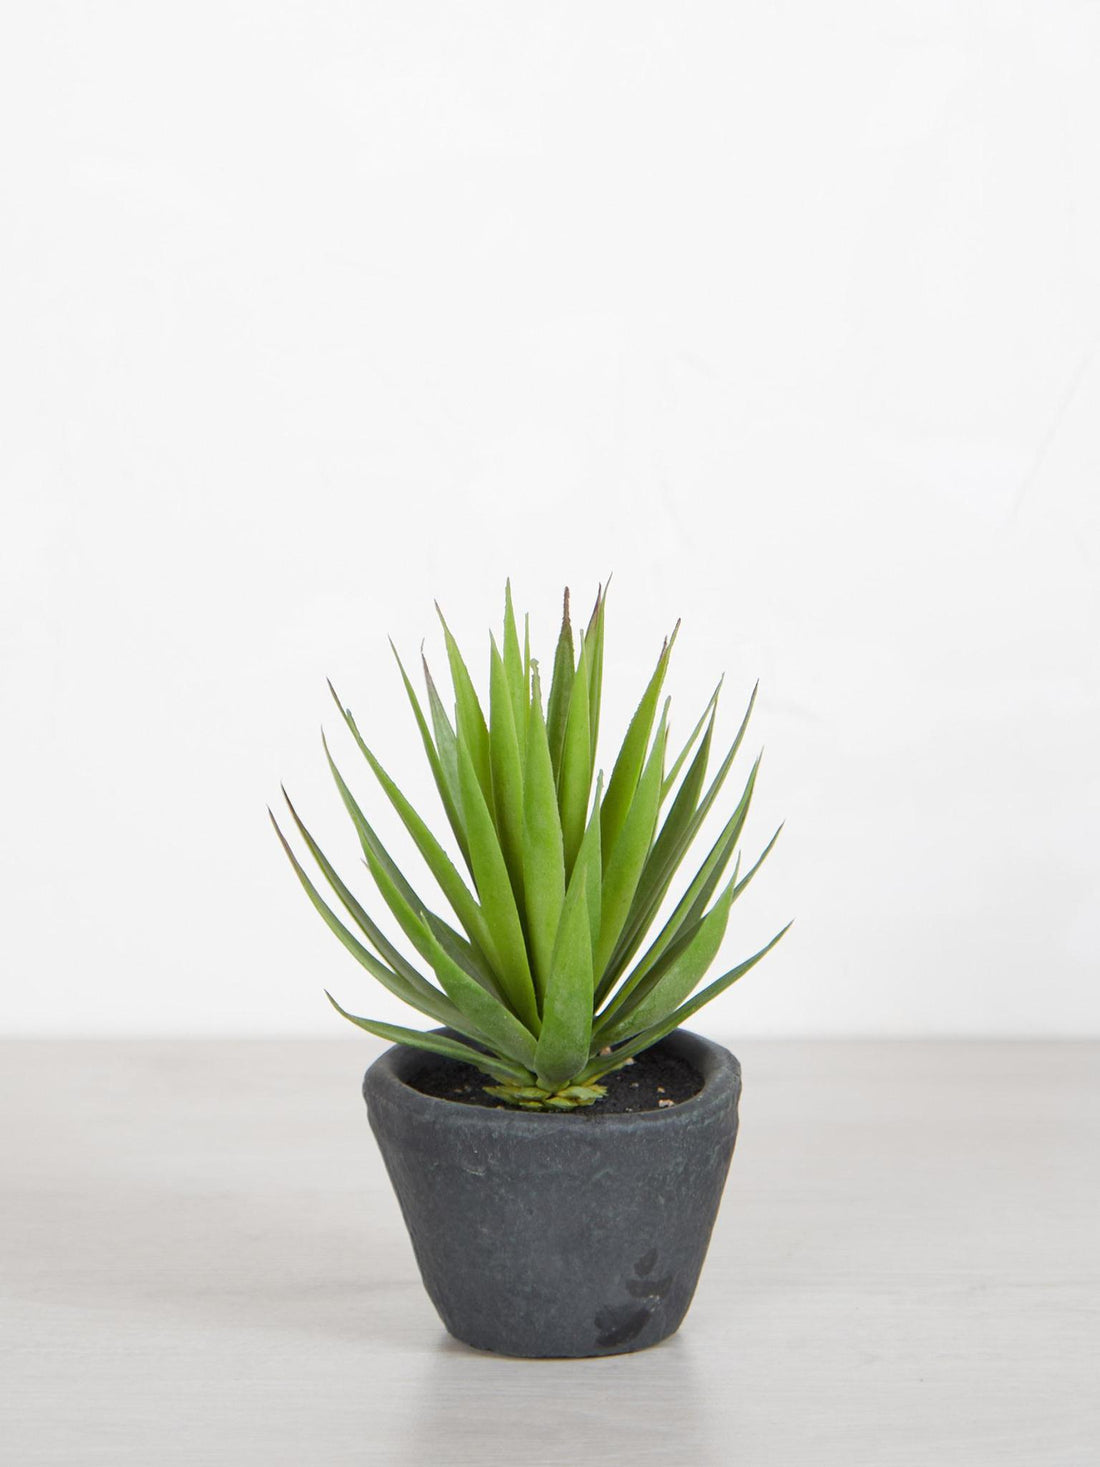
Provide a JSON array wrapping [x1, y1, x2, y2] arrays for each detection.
[[2, 1040, 1096, 1466]]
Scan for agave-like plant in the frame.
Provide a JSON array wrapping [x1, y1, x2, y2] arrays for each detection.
[[271, 583, 789, 1110]]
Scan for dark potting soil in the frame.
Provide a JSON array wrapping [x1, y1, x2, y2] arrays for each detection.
[[408, 1041, 703, 1115]]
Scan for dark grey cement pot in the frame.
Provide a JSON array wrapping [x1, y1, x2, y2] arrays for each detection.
[[362, 1028, 741, 1358]]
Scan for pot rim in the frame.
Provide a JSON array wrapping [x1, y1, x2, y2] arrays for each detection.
[[363, 1026, 740, 1132]]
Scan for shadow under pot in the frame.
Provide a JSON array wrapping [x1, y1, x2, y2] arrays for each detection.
[[362, 1027, 741, 1358]]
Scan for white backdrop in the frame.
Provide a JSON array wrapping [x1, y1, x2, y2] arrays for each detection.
[[2, 3, 1098, 1037]]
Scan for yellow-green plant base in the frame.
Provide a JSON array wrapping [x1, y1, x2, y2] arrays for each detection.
[[482, 1080, 608, 1111]]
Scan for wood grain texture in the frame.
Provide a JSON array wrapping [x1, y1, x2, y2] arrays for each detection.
[[1, 1040, 1096, 1465]]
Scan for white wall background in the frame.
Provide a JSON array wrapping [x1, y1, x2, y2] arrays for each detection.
[[2, 3, 1098, 1037]]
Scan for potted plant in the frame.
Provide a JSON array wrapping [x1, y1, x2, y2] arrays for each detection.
[[271, 583, 789, 1357]]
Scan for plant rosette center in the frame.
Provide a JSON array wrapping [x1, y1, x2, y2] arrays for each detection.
[[482, 1079, 608, 1110]]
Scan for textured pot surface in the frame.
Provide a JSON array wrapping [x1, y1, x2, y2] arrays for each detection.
[[363, 1029, 741, 1358]]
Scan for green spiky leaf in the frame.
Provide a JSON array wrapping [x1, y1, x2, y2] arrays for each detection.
[[389, 640, 471, 868], [599, 624, 678, 865], [327, 685, 499, 964], [437, 604, 493, 807], [522, 665, 566, 1007], [502, 581, 528, 763], [324, 994, 533, 1085], [557, 631, 592, 879], [545, 589, 574, 778], [270, 810, 467, 1034], [488, 636, 526, 908], [534, 781, 602, 1087], [455, 728, 540, 1032], [579, 923, 793, 1085], [594, 702, 668, 978], [595, 878, 736, 1044]]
